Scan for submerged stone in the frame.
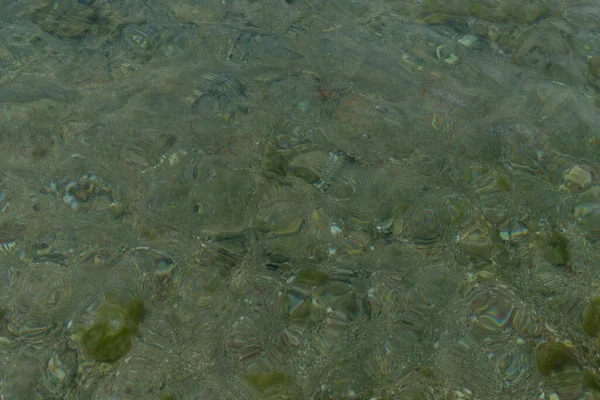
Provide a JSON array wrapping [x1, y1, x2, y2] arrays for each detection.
[[584, 298, 600, 336], [80, 298, 146, 363], [535, 342, 580, 375], [244, 370, 288, 392]]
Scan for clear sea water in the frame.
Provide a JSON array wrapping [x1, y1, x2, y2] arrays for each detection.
[[1, 0, 600, 399]]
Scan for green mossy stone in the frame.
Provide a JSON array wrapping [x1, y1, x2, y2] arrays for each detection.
[[423, 13, 454, 25], [81, 322, 132, 363], [244, 370, 288, 392], [125, 298, 146, 328], [81, 298, 146, 363], [497, 175, 513, 192], [584, 298, 600, 336], [583, 370, 600, 392], [589, 57, 600, 78], [535, 342, 579, 375], [264, 146, 288, 177], [272, 216, 304, 236], [545, 231, 570, 266], [293, 167, 320, 185], [295, 269, 328, 286]]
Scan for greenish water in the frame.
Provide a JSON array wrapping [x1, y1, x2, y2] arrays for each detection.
[[1, 0, 600, 399]]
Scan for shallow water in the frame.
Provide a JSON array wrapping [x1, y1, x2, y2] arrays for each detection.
[[1, 0, 600, 399]]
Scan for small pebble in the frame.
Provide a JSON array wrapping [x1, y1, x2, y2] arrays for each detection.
[[458, 34, 478, 48]]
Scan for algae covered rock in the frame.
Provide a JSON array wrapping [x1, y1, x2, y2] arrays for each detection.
[[80, 298, 146, 363], [244, 369, 288, 393], [544, 231, 570, 267], [583, 297, 600, 336], [535, 341, 580, 375]]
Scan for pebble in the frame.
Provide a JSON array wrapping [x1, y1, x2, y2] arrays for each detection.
[[0, 336, 12, 348], [330, 225, 342, 235], [458, 34, 478, 48]]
